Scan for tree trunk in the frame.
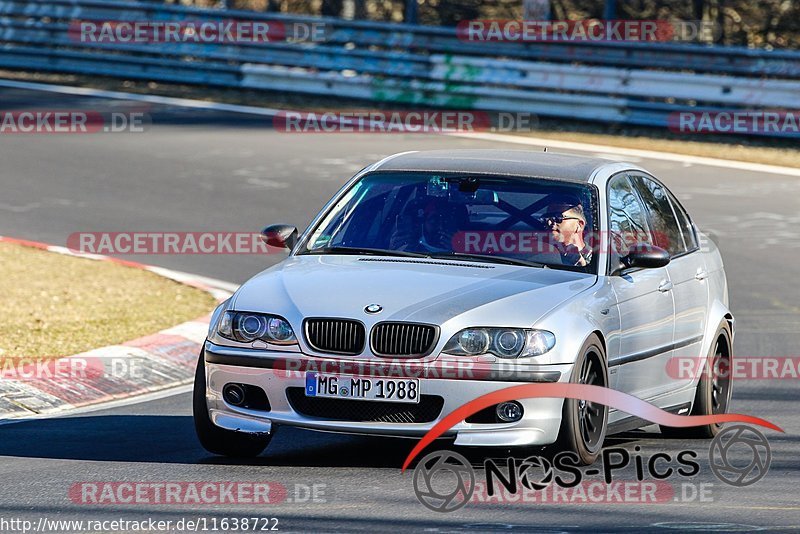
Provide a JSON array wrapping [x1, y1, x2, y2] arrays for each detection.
[[321, 0, 343, 17]]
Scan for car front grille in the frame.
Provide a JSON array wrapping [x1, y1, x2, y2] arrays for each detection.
[[304, 318, 366, 355], [370, 322, 438, 358], [286, 388, 444, 423]]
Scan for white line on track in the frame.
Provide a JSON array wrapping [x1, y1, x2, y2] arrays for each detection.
[[2, 77, 799, 177], [42, 243, 241, 294], [0, 78, 283, 117]]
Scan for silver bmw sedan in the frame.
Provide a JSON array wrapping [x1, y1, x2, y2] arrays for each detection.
[[194, 149, 733, 465]]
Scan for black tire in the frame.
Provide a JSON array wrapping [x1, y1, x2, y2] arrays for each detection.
[[193, 352, 272, 457], [661, 324, 733, 439], [555, 334, 609, 465]]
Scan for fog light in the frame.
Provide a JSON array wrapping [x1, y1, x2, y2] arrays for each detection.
[[223, 383, 246, 406], [496, 401, 523, 422]]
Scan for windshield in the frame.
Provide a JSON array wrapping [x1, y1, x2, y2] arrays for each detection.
[[299, 172, 599, 273]]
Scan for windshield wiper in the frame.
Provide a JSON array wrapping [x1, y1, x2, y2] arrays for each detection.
[[303, 247, 550, 268], [303, 246, 429, 258], [427, 252, 548, 268]]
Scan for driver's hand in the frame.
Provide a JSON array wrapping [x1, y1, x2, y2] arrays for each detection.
[[430, 227, 455, 250], [390, 215, 418, 250], [561, 244, 583, 266]]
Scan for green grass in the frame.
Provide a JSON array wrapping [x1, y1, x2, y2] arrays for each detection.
[[0, 242, 217, 360]]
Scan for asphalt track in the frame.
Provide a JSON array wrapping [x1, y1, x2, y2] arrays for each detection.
[[1, 85, 799, 532]]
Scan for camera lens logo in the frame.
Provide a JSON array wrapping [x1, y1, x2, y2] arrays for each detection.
[[518, 455, 554, 490], [709, 425, 771, 487], [412, 450, 475, 512]]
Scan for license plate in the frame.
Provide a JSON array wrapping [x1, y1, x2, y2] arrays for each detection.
[[305, 373, 420, 404]]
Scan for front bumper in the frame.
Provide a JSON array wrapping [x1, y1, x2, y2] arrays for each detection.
[[202, 341, 575, 447]]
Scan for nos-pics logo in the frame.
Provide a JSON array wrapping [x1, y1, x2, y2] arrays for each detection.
[[411, 424, 772, 512]]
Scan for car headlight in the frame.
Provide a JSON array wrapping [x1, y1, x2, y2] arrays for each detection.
[[208, 299, 231, 337], [217, 311, 297, 345], [443, 328, 555, 359]]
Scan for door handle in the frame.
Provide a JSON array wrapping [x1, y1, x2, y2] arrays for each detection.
[[658, 280, 674, 293], [695, 269, 708, 281]]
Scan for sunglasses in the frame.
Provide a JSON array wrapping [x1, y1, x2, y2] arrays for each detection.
[[545, 214, 582, 225]]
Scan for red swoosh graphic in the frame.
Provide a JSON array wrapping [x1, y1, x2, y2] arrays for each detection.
[[401, 383, 783, 472]]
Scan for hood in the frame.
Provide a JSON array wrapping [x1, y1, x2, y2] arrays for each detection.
[[232, 255, 596, 329]]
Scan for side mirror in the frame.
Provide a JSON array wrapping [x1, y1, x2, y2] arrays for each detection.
[[615, 243, 670, 274], [261, 224, 298, 250]]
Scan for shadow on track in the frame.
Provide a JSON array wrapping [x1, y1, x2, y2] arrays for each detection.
[[0, 412, 666, 469]]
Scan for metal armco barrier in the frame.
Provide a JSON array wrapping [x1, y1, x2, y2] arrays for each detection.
[[1, 0, 799, 137]]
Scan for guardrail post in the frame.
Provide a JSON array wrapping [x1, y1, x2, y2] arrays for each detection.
[[405, 0, 418, 25], [603, 0, 617, 20]]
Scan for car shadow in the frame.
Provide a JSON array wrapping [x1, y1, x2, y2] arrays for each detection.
[[0, 414, 443, 467], [0, 414, 673, 468]]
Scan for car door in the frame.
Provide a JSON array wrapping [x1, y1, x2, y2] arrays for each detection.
[[632, 173, 709, 394], [607, 173, 676, 401]]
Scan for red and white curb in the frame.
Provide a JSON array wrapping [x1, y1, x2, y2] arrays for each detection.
[[0, 236, 236, 420]]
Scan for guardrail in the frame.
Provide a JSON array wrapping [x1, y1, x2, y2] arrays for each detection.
[[1, 0, 799, 137]]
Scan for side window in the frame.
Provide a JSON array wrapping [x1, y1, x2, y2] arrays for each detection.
[[630, 175, 686, 257], [667, 190, 699, 252], [607, 174, 653, 265]]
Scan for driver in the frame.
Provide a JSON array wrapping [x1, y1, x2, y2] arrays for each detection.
[[543, 195, 593, 267], [390, 198, 466, 253]]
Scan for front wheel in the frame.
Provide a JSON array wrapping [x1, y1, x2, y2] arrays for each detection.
[[193, 352, 272, 457], [555, 334, 609, 465]]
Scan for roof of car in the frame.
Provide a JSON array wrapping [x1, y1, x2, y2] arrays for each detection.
[[372, 150, 611, 183]]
